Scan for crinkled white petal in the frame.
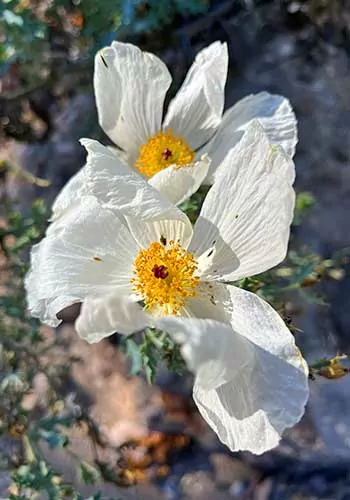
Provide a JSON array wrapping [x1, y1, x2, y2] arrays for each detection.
[[155, 315, 254, 392], [203, 92, 297, 181], [163, 42, 228, 151], [25, 245, 80, 327], [94, 42, 171, 160], [82, 139, 190, 224], [76, 295, 147, 343], [94, 47, 122, 144], [50, 146, 129, 224], [50, 165, 88, 222], [36, 298, 81, 327], [190, 122, 295, 281], [25, 197, 139, 326], [125, 217, 193, 250], [149, 155, 210, 206], [229, 92, 298, 158], [193, 285, 309, 454]]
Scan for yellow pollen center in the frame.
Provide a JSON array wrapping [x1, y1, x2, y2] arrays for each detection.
[[131, 240, 199, 315], [134, 129, 195, 178]]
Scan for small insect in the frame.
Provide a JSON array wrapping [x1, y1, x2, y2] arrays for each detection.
[[285, 316, 292, 326], [160, 235, 167, 246], [100, 54, 108, 68], [93, 256, 102, 262], [206, 240, 216, 257]]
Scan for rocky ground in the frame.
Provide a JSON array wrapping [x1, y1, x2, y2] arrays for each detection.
[[1, 2, 350, 498]]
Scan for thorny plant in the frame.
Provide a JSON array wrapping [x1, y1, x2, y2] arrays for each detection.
[[0, 0, 209, 87], [0, 179, 349, 498]]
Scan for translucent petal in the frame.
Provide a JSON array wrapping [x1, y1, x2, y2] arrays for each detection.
[[193, 285, 309, 454], [149, 155, 210, 206], [163, 42, 228, 150], [50, 165, 87, 221], [204, 92, 297, 181], [125, 217, 193, 250], [76, 295, 147, 343], [155, 315, 254, 391], [82, 139, 190, 224], [25, 197, 139, 325], [94, 42, 171, 159], [190, 122, 295, 281]]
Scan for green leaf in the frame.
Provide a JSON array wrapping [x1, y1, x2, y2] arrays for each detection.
[[124, 338, 143, 375], [39, 429, 69, 449], [140, 334, 158, 384], [293, 191, 314, 225], [2, 10, 23, 26], [78, 461, 100, 485]]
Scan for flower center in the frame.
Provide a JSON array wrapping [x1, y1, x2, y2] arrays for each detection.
[[134, 129, 195, 178], [131, 240, 199, 315], [152, 264, 169, 279]]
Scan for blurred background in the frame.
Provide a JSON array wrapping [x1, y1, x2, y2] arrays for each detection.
[[1, 0, 350, 498]]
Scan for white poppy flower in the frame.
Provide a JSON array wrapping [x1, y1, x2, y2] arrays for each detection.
[[75, 292, 308, 455], [51, 40, 297, 220], [26, 122, 307, 453], [26, 122, 295, 332]]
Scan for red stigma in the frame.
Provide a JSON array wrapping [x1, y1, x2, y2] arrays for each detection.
[[162, 148, 172, 161], [152, 264, 169, 279]]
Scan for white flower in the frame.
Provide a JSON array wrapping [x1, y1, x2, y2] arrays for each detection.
[[27, 122, 294, 329], [26, 122, 308, 453], [51, 40, 297, 219]]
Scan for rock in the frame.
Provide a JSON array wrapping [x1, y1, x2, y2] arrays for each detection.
[[211, 453, 256, 487], [308, 377, 350, 457], [63, 325, 163, 447], [4, 93, 97, 213], [180, 471, 216, 499]]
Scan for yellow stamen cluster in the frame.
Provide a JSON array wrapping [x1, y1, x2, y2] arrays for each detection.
[[131, 240, 199, 315], [134, 129, 195, 178]]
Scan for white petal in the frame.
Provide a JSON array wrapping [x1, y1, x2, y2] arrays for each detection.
[[25, 245, 80, 327], [231, 92, 298, 157], [191, 225, 240, 281], [163, 42, 228, 150], [25, 197, 139, 326], [94, 42, 171, 159], [193, 285, 308, 454], [125, 217, 193, 250], [184, 281, 230, 324], [149, 155, 210, 206], [82, 139, 190, 223], [76, 295, 147, 343], [155, 316, 254, 391], [50, 147, 129, 223], [191, 122, 295, 281], [204, 92, 297, 181], [50, 166, 87, 221], [106, 145, 129, 164]]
